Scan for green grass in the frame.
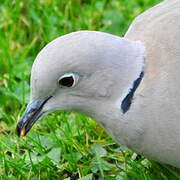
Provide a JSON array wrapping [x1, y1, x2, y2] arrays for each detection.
[[1, 0, 180, 179]]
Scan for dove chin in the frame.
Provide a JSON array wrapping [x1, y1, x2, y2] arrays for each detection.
[[16, 96, 52, 137]]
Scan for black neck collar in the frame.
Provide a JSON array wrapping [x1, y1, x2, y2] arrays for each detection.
[[121, 71, 144, 114]]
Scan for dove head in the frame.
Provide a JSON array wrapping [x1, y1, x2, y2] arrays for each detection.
[[16, 31, 145, 136]]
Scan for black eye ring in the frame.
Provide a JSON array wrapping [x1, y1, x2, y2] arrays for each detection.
[[58, 75, 74, 87]]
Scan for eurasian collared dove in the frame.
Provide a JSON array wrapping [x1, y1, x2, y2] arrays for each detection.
[[16, 0, 180, 168]]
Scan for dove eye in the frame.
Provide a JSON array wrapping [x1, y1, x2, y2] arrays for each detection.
[[58, 73, 78, 87]]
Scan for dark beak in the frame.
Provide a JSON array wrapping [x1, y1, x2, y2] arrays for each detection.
[[16, 96, 52, 137]]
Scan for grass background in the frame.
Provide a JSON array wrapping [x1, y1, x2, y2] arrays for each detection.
[[1, 0, 180, 179]]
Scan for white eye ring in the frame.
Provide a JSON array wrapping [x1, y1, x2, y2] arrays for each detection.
[[58, 73, 79, 87]]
